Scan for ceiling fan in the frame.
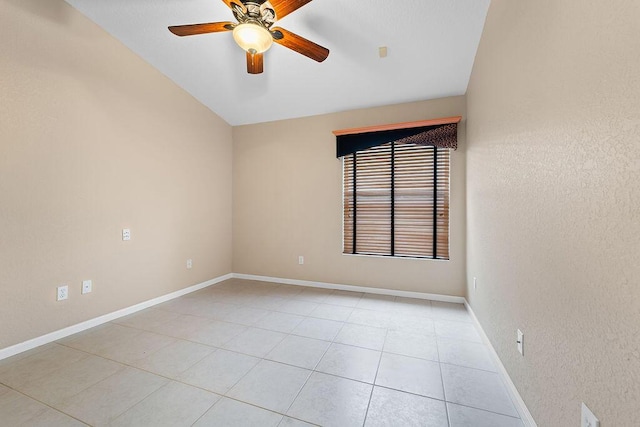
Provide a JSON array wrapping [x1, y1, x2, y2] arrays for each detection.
[[168, 0, 329, 74]]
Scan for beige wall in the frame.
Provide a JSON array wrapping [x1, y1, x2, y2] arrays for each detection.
[[0, 0, 233, 349], [466, 0, 640, 425], [233, 97, 466, 296]]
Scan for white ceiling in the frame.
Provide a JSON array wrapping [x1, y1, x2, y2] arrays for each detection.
[[64, 0, 490, 126]]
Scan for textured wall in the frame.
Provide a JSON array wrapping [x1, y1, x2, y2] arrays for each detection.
[[466, 0, 640, 425], [233, 97, 467, 296], [0, 0, 233, 349]]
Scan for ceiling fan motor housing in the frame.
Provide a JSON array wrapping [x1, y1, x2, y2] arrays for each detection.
[[234, 1, 276, 28]]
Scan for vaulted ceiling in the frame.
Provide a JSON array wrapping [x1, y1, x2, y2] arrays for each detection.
[[64, 0, 490, 125]]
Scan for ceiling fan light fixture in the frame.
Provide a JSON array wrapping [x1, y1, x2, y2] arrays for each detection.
[[233, 23, 273, 54]]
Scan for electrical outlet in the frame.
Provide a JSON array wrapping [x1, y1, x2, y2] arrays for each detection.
[[473, 277, 477, 290], [186, 259, 192, 269], [82, 280, 92, 294], [581, 403, 599, 427], [298, 256, 304, 265], [517, 329, 524, 355], [57, 285, 68, 301], [122, 228, 131, 241]]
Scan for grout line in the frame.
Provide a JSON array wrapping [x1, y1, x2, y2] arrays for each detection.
[[361, 327, 389, 426]]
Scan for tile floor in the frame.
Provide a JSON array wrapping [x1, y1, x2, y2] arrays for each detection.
[[0, 279, 524, 426]]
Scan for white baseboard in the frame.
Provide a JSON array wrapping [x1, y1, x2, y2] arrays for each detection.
[[0, 273, 233, 361], [464, 300, 537, 427], [233, 273, 465, 304]]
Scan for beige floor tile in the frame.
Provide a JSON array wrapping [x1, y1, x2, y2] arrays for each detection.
[[223, 306, 271, 326], [365, 386, 448, 427], [243, 295, 287, 311], [393, 297, 433, 318], [179, 349, 259, 394], [334, 323, 386, 350], [193, 397, 283, 427], [309, 304, 354, 322], [132, 339, 214, 378], [291, 317, 343, 341], [388, 314, 435, 336], [112, 308, 180, 331], [321, 290, 363, 308], [0, 390, 49, 425], [21, 407, 88, 427], [97, 330, 175, 364], [277, 299, 319, 316], [384, 330, 439, 361], [147, 314, 213, 340], [447, 402, 524, 427], [375, 353, 444, 400], [259, 311, 305, 333], [111, 381, 220, 427], [441, 364, 518, 417], [59, 367, 168, 426], [183, 319, 247, 347], [279, 417, 317, 427], [19, 355, 124, 405], [438, 338, 496, 372], [347, 309, 391, 329], [227, 360, 311, 413], [435, 320, 482, 343], [356, 294, 397, 311], [287, 372, 372, 427], [0, 344, 88, 388], [431, 301, 472, 323], [222, 327, 286, 357], [265, 335, 330, 369], [0, 343, 57, 369], [316, 343, 381, 383], [293, 288, 334, 303], [60, 324, 142, 355]]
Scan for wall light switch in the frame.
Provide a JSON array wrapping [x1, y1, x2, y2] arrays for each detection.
[[186, 259, 192, 269], [473, 277, 477, 290], [581, 403, 599, 427], [298, 256, 304, 265], [122, 228, 131, 241], [82, 280, 92, 294]]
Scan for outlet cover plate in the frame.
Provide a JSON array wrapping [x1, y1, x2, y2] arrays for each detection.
[[581, 403, 599, 427], [122, 228, 131, 241], [57, 285, 68, 301], [517, 329, 524, 355], [82, 280, 92, 294]]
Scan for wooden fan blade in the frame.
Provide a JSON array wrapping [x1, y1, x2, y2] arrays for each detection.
[[270, 0, 313, 20], [246, 52, 264, 74], [168, 22, 234, 37], [271, 27, 329, 62]]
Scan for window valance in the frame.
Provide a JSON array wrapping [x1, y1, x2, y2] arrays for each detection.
[[333, 116, 461, 158]]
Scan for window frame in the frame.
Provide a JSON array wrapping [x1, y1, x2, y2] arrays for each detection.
[[341, 141, 451, 261]]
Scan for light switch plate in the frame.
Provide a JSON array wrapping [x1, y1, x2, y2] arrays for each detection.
[[581, 403, 599, 427]]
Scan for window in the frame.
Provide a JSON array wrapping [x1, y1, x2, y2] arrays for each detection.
[[336, 118, 458, 260]]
